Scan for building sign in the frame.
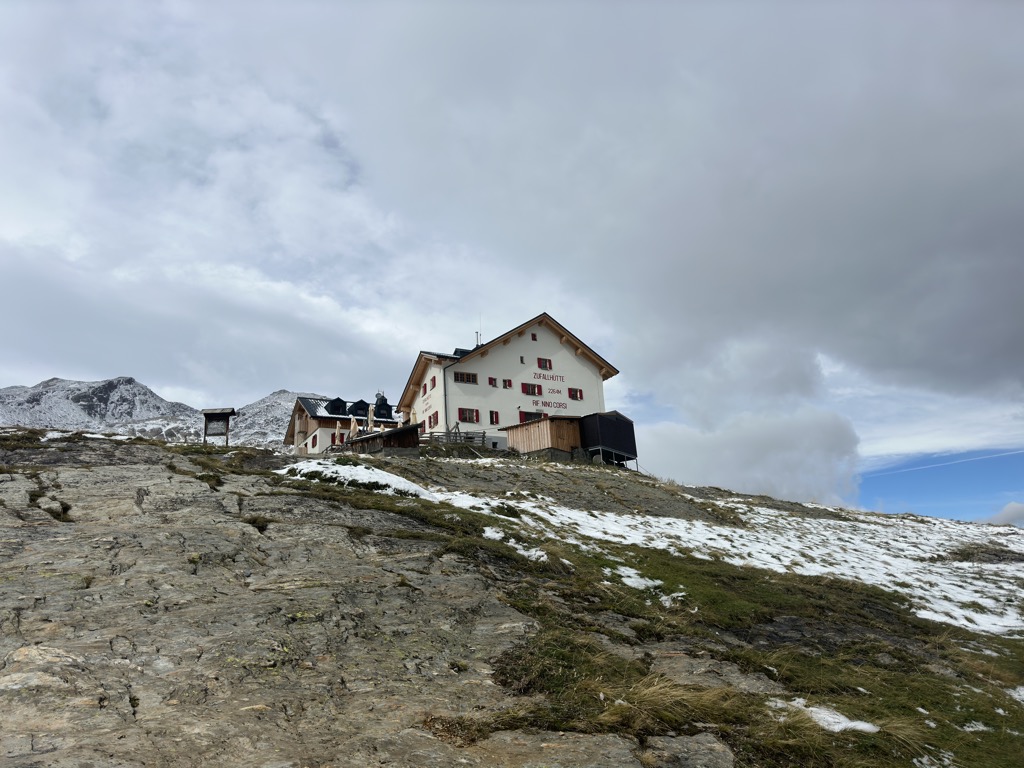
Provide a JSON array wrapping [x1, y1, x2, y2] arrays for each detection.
[[205, 418, 229, 436]]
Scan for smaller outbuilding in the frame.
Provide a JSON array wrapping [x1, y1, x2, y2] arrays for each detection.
[[284, 393, 399, 455], [500, 410, 638, 468]]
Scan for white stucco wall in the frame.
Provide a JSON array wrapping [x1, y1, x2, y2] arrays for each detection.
[[409, 320, 608, 443], [300, 426, 351, 455]]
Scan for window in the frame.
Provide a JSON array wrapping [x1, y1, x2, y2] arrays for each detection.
[[454, 372, 478, 384], [569, 388, 583, 401], [519, 411, 542, 424], [422, 383, 427, 396], [522, 383, 541, 396], [502, 379, 512, 389], [430, 376, 436, 390], [489, 410, 500, 425], [531, 332, 537, 341], [458, 407, 480, 423], [488, 376, 497, 387], [520, 356, 525, 364], [428, 411, 439, 428], [538, 358, 552, 370], [311, 434, 318, 448]]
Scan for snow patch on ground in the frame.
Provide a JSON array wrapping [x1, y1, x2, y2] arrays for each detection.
[[278, 459, 437, 499], [482, 527, 547, 561], [606, 566, 662, 590], [280, 457, 1024, 635], [958, 721, 992, 732], [769, 698, 880, 733]]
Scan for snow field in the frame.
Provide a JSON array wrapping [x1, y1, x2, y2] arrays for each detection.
[[279, 459, 1024, 636]]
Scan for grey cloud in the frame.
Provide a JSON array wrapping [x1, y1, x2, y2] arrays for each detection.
[[2, 2, 1023, 504], [987, 502, 1024, 528], [637, 407, 860, 505], [227, 2, 1024, 404]]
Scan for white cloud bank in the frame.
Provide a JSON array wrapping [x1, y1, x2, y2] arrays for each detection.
[[636, 408, 859, 505]]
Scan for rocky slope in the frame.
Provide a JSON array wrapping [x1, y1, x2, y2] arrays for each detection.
[[1, 431, 1022, 767]]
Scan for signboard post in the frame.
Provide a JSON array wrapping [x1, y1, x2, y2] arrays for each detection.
[[201, 408, 237, 447]]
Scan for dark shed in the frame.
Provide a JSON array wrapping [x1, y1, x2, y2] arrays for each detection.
[[579, 411, 637, 465]]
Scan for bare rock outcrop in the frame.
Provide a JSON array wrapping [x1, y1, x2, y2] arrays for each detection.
[[0, 437, 743, 767]]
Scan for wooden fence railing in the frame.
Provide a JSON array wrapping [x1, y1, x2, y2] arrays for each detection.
[[422, 430, 488, 446]]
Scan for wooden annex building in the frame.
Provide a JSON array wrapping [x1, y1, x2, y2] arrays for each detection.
[[501, 410, 638, 468]]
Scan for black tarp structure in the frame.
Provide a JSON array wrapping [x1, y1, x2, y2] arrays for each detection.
[[579, 411, 637, 466]]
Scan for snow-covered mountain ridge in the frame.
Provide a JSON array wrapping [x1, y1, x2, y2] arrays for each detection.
[[0, 377, 312, 448]]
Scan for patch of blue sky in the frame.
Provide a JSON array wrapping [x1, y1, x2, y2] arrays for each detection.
[[857, 449, 1024, 523]]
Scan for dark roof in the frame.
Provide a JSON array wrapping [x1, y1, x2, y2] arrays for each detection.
[[295, 396, 397, 421], [201, 408, 236, 416]]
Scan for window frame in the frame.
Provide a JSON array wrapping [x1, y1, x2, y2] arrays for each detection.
[[457, 407, 480, 423], [454, 371, 478, 384]]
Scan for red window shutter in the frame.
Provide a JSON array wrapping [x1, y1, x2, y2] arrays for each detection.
[[474, 409, 480, 423]]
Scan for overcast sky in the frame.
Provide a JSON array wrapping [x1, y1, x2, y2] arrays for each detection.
[[2, 1, 1022, 511]]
